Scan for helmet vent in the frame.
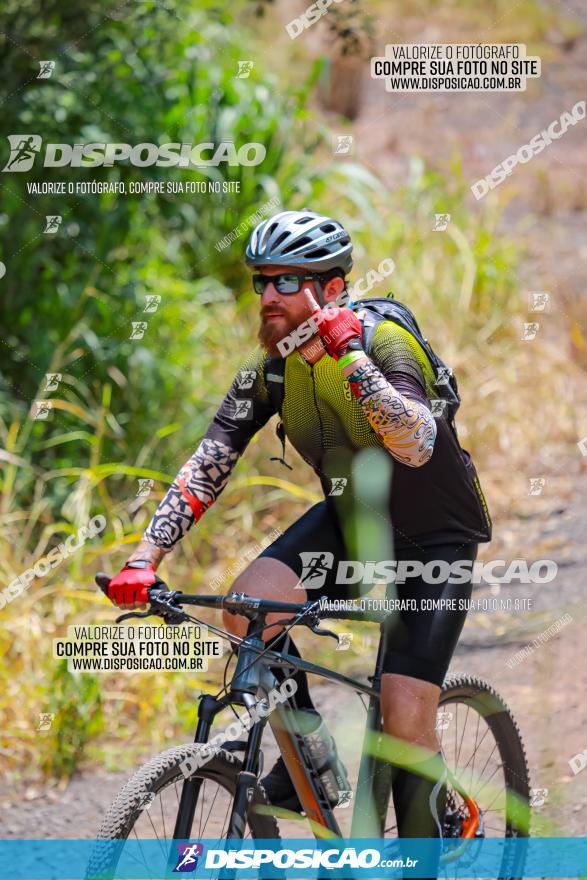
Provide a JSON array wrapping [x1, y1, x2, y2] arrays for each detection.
[[272, 231, 290, 249], [261, 222, 278, 249], [321, 223, 336, 232], [295, 216, 313, 225], [282, 235, 311, 254]]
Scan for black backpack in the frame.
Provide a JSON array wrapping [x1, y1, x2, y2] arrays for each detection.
[[264, 295, 460, 468]]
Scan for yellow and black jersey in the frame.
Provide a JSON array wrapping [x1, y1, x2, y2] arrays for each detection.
[[205, 321, 492, 550]]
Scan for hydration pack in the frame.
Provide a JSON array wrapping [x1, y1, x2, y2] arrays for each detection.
[[264, 294, 461, 467]]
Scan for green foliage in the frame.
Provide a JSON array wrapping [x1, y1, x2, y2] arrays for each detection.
[[42, 661, 103, 779]]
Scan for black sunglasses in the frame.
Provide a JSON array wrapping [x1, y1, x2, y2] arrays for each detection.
[[252, 272, 316, 295]]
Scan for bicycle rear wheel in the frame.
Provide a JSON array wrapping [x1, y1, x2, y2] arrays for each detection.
[[379, 672, 530, 878]]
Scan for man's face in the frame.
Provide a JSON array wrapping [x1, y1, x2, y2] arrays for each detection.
[[256, 265, 343, 356]]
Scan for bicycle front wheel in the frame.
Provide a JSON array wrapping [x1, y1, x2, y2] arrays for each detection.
[[87, 743, 279, 879]]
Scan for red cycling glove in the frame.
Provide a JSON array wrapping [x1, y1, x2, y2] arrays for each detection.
[[108, 562, 159, 606], [314, 307, 363, 360]]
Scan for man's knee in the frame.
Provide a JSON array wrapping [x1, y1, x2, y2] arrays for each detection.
[[223, 557, 304, 641], [381, 673, 440, 744]]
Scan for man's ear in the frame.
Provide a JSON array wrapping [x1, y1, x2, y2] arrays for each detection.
[[323, 276, 346, 304]]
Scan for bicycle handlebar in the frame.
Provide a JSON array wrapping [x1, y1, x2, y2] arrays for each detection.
[[95, 572, 388, 624]]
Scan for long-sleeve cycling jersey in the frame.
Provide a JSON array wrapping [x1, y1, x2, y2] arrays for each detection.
[[143, 321, 492, 553]]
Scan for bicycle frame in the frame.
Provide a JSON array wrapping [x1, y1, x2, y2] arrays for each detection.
[[172, 608, 393, 841]]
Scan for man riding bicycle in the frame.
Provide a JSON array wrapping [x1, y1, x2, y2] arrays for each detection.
[[107, 209, 492, 842]]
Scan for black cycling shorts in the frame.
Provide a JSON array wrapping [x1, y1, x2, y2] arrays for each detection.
[[259, 501, 478, 687]]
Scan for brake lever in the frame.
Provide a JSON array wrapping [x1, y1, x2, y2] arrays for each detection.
[[115, 609, 155, 624], [149, 590, 190, 625], [308, 623, 340, 643]]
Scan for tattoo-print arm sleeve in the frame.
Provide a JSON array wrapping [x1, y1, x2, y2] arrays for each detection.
[[347, 360, 437, 466], [143, 348, 275, 551], [142, 438, 239, 550], [346, 322, 438, 466]]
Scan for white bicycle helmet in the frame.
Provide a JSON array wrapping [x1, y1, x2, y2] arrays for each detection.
[[246, 209, 353, 275]]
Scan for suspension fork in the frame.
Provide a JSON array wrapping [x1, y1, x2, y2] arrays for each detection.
[[226, 693, 267, 838], [173, 694, 225, 839]]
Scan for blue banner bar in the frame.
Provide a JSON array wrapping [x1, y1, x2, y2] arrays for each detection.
[[0, 838, 585, 879]]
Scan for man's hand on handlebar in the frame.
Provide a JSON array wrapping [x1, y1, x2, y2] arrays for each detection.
[[107, 560, 167, 610]]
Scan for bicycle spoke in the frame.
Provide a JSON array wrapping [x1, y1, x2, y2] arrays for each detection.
[[456, 704, 470, 766], [220, 797, 231, 838], [199, 781, 221, 836], [132, 828, 156, 873], [470, 711, 481, 796], [196, 779, 206, 836], [472, 741, 499, 791], [144, 802, 167, 856], [454, 702, 459, 767], [160, 790, 167, 840], [458, 722, 492, 772], [482, 785, 506, 814], [472, 760, 503, 801]]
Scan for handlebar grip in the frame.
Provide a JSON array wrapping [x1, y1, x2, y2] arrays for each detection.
[[95, 572, 111, 596]]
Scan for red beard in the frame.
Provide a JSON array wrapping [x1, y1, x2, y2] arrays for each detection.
[[258, 312, 298, 357]]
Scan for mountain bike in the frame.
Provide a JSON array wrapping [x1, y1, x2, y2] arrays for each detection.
[[88, 573, 530, 879]]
